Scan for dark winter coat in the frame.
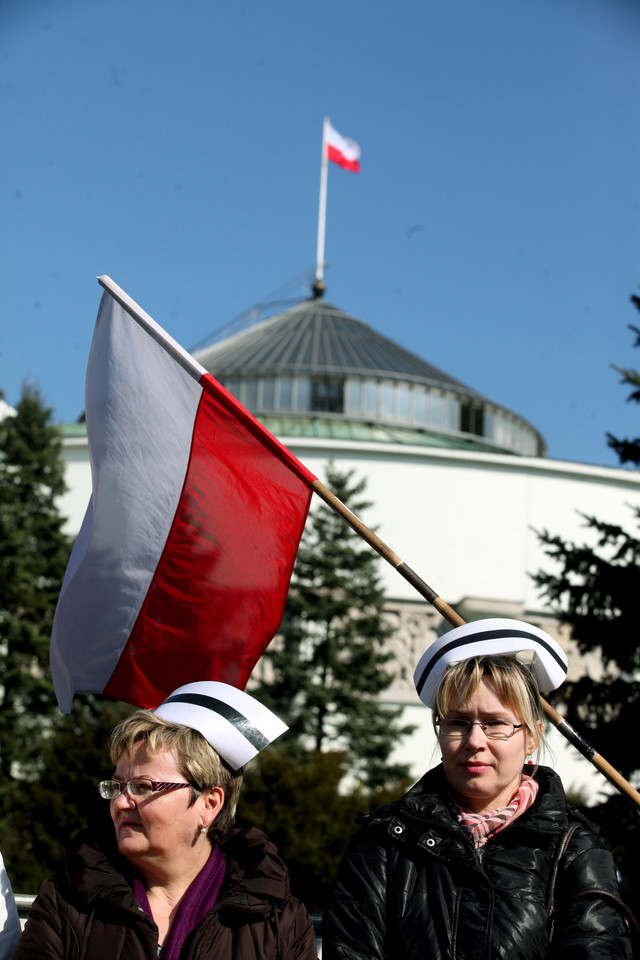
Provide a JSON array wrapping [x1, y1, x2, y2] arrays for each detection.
[[13, 825, 317, 960], [322, 765, 632, 960]]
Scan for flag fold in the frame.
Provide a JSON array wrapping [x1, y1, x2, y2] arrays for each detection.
[[50, 286, 315, 712]]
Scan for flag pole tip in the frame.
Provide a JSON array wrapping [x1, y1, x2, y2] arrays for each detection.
[[311, 278, 326, 299]]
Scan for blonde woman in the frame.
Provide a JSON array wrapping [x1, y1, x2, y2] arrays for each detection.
[[323, 619, 632, 960], [15, 682, 317, 960]]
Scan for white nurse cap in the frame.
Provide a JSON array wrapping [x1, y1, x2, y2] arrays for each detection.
[[414, 618, 568, 709], [154, 680, 288, 770]]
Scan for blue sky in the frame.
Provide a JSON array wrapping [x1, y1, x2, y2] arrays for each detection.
[[2, 0, 639, 467]]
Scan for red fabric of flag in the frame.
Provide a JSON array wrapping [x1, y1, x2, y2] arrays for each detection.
[[105, 376, 313, 707]]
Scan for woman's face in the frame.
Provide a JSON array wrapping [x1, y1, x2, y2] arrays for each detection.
[[439, 676, 534, 814], [110, 741, 221, 872]]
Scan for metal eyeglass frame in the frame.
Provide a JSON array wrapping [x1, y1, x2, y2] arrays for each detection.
[[435, 719, 524, 740]]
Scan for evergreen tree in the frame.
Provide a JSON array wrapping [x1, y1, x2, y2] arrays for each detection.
[[0, 388, 132, 891], [0, 386, 71, 800], [606, 298, 640, 465], [532, 295, 640, 904], [237, 746, 410, 913], [532, 514, 640, 781], [4, 694, 130, 891], [256, 462, 413, 790]]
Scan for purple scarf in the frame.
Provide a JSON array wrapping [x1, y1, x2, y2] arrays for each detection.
[[133, 846, 226, 960]]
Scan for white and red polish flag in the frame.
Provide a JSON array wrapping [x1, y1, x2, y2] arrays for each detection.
[[50, 278, 316, 713], [325, 122, 361, 173]]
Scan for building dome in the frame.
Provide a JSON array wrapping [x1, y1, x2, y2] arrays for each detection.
[[194, 297, 546, 457]]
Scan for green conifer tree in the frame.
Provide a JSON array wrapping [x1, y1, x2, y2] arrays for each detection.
[[606, 299, 640, 465], [532, 293, 640, 904], [237, 746, 409, 912], [0, 387, 131, 891], [256, 462, 413, 790], [0, 386, 71, 794]]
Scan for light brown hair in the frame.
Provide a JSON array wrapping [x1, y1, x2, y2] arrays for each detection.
[[110, 710, 243, 843], [433, 655, 545, 756]]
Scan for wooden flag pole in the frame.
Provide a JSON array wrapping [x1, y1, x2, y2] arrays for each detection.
[[311, 477, 640, 811]]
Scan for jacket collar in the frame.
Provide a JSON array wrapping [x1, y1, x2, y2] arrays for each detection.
[[359, 764, 571, 852], [65, 824, 292, 919]]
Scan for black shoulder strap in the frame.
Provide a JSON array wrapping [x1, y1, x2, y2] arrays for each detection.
[[546, 823, 639, 956], [546, 821, 582, 922]]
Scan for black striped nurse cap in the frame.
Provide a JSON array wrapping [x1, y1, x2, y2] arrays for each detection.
[[413, 618, 568, 709], [154, 681, 288, 770]]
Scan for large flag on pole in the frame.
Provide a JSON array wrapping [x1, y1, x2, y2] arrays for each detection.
[[50, 278, 316, 713]]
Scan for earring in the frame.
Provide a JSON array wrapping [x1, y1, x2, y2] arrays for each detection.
[[525, 753, 533, 765], [200, 825, 207, 834]]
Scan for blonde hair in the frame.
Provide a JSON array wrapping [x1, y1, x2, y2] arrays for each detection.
[[433, 655, 545, 756], [109, 710, 243, 844]]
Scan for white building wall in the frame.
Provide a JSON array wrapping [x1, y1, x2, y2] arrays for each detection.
[[59, 438, 94, 532], [281, 441, 640, 610]]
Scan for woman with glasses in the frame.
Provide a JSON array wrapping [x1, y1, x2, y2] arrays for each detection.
[[323, 619, 632, 959], [14, 681, 317, 960]]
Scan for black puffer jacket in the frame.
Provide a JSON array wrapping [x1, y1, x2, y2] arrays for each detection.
[[322, 765, 631, 960], [13, 825, 317, 960]]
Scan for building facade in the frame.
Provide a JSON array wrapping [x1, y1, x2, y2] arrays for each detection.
[[57, 295, 640, 800]]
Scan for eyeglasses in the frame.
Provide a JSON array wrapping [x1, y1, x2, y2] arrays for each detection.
[[436, 719, 524, 740], [98, 778, 195, 800]]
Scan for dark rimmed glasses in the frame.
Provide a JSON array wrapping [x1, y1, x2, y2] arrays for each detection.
[[436, 719, 524, 740], [98, 777, 195, 800]]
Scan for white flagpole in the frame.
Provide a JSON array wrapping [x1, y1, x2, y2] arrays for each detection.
[[314, 116, 329, 293]]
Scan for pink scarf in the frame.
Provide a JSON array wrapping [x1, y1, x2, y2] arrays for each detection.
[[449, 775, 539, 848]]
